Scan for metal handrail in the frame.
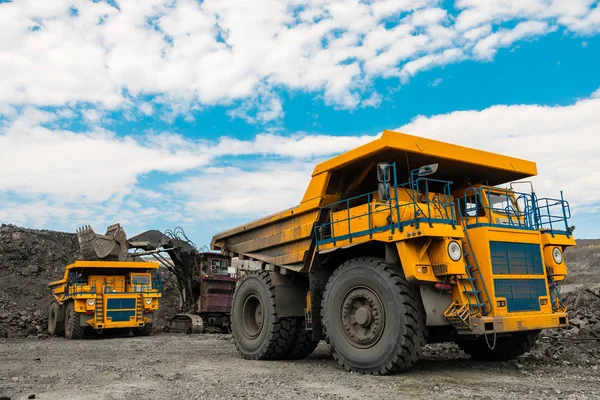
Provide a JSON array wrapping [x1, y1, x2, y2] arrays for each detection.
[[461, 187, 571, 237], [315, 163, 457, 247]]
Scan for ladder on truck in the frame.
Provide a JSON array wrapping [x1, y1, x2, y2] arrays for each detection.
[[95, 293, 104, 324], [444, 228, 491, 331], [136, 293, 144, 322]]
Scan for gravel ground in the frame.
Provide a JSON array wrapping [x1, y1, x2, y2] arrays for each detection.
[[1, 334, 600, 400]]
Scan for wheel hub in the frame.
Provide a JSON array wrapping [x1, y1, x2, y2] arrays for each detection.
[[340, 286, 385, 348], [354, 306, 372, 326], [241, 293, 264, 340]]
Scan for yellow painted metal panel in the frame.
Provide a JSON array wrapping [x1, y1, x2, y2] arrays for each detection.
[[312, 130, 537, 179]]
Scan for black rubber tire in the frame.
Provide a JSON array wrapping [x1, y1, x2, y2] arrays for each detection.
[[284, 317, 319, 360], [64, 302, 85, 340], [231, 270, 297, 360], [457, 330, 540, 361], [48, 302, 65, 336], [322, 257, 426, 375], [132, 323, 153, 336]]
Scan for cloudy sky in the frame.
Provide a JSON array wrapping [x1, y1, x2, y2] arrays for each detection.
[[1, 0, 599, 246]]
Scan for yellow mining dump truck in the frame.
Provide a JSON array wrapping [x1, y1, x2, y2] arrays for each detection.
[[48, 260, 162, 339], [212, 130, 575, 374]]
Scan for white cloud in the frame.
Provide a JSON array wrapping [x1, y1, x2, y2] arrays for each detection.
[[428, 78, 443, 87], [0, 107, 377, 210], [0, 108, 211, 202], [592, 87, 600, 98], [361, 92, 383, 108], [473, 21, 552, 59], [170, 163, 316, 218], [1, 0, 598, 122], [397, 96, 600, 212]]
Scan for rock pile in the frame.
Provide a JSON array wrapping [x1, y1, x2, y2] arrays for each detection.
[[0, 224, 80, 338], [524, 286, 600, 367]]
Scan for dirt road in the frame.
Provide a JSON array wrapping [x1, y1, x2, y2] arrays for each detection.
[[1, 334, 599, 400]]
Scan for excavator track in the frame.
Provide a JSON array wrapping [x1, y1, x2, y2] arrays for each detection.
[[170, 313, 205, 334]]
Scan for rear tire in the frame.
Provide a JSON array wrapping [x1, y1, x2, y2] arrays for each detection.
[[457, 330, 540, 361], [322, 257, 426, 375], [48, 302, 65, 336], [231, 271, 297, 360], [284, 318, 319, 360], [64, 302, 85, 340], [132, 323, 153, 337]]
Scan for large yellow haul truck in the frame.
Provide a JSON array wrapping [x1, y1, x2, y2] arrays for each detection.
[[48, 260, 162, 339], [212, 130, 575, 374]]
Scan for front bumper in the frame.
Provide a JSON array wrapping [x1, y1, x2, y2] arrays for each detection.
[[466, 312, 568, 335]]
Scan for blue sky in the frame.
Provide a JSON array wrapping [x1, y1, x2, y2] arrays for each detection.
[[1, 0, 600, 247]]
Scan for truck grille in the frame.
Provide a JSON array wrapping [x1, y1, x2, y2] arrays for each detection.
[[490, 241, 543, 275], [494, 279, 547, 312], [106, 298, 136, 322]]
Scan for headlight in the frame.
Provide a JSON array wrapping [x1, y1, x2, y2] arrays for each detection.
[[448, 241, 462, 261], [87, 299, 95, 306], [145, 298, 152, 305], [552, 247, 563, 264]]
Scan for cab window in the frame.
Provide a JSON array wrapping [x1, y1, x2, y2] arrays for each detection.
[[487, 192, 519, 215], [210, 259, 229, 274]]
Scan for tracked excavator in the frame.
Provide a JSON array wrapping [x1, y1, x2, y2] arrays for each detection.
[[77, 224, 236, 333]]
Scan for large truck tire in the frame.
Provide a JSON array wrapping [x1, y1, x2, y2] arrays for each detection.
[[231, 270, 297, 360], [132, 323, 153, 337], [322, 257, 426, 375], [64, 302, 85, 340], [457, 330, 540, 361], [284, 318, 319, 360], [48, 302, 65, 336]]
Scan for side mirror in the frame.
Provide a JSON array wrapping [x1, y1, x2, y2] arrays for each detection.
[[377, 162, 392, 182], [416, 163, 439, 177], [378, 182, 392, 201]]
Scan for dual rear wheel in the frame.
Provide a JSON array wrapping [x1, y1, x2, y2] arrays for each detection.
[[47, 301, 85, 339], [230, 258, 426, 374]]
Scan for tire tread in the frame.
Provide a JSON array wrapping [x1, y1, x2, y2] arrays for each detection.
[[321, 257, 426, 375]]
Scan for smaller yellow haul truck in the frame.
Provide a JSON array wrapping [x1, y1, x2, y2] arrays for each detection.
[[48, 260, 162, 339], [212, 130, 575, 374]]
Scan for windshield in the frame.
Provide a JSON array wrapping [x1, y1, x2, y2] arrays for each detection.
[[487, 192, 519, 215], [210, 258, 229, 274], [132, 275, 151, 285]]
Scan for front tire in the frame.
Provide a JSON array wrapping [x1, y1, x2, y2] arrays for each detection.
[[322, 257, 426, 375], [132, 323, 153, 337], [231, 271, 297, 360], [64, 302, 85, 340], [457, 330, 540, 361], [48, 302, 65, 336]]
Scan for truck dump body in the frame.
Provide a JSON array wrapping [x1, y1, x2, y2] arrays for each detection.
[[211, 130, 537, 270]]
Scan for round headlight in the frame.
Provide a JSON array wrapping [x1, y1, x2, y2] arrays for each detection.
[[552, 247, 563, 264], [448, 241, 462, 261], [87, 299, 95, 306], [145, 298, 152, 305]]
